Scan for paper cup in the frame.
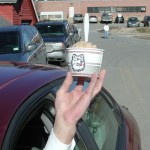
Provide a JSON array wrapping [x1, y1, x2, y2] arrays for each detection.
[[66, 47, 104, 77]]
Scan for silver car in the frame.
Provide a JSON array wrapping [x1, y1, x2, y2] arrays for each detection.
[[73, 14, 84, 23], [89, 16, 98, 23], [35, 21, 78, 66]]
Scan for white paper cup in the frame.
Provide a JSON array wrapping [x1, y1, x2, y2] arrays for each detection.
[[66, 47, 104, 77]]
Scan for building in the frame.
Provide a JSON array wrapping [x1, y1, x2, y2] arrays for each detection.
[[34, 0, 150, 22], [0, 0, 39, 26]]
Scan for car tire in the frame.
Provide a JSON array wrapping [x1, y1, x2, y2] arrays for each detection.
[[60, 61, 67, 67]]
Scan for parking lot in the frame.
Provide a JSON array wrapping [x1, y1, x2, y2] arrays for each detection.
[[0, 19, 150, 150], [76, 22, 150, 150]]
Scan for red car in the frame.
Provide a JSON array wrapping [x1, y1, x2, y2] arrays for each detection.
[[0, 61, 141, 150]]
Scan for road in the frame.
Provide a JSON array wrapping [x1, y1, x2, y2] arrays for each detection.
[[77, 23, 150, 150]]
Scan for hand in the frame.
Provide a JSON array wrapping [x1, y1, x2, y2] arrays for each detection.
[[53, 69, 106, 144]]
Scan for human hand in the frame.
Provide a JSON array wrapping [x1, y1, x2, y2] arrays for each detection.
[[53, 69, 106, 144]]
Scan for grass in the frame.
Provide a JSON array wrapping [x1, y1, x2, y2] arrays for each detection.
[[136, 27, 150, 33]]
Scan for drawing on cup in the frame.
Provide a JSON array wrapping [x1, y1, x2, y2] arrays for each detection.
[[71, 54, 85, 72]]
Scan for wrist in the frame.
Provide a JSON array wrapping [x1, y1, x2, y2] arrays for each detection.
[[53, 116, 76, 144]]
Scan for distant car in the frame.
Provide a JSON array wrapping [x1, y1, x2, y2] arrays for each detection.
[[115, 14, 124, 23], [127, 17, 140, 27], [89, 16, 98, 23], [0, 61, 141, 150], [73, 14, 84, 23], [101, 13, 113, 23], [71, 24, 81, 42], [0, 25, 47, 64], [142, 16, 150, 27], [35, 20, 77, 66]]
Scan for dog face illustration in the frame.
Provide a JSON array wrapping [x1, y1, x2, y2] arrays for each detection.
[[71, 54, 85, 72]]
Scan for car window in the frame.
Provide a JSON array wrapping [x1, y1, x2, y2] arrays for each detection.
[[30, 26, 43, 45], [0, 31, 20, 54], [147, 16, 150, 20], [2, 78, 65, 150], [82, 92, 118, 150], [129, 17, 138, 21], [22, 29, 31, 46], [36, 24, 66, 37]]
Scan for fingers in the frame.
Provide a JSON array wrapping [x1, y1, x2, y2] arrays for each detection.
[[92, 69, 106, 97], [74, 70, 106, 115], [74, 77, 84, 91], [85, 72, 98, 97], [59, 72, 73, 93]]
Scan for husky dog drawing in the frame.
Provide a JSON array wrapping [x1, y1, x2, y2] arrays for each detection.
[[71, 54, 85, 72]]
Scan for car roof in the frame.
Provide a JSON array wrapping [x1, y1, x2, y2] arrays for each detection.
[[0, 61, 67, 127], [0, 25, 31, 32], [35, 20, 69, 26], [0, 61, 67, 97]]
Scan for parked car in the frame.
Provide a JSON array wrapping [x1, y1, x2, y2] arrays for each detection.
[[71, 24, 81, 42], [89, 16, 98, 23], [73, 14, 84, 23], [100, 13, 113, 23], [142, 16, 150, 27], [35, 20, 79, 66], [127, 17, 140, 27], [0, 25, 47, 64], [115, 14, 124, 23], [0, 61, 141, 150]]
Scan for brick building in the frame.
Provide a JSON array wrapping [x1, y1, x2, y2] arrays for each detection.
[[0, 0, 38, 26], [34, 0, 150, 22]]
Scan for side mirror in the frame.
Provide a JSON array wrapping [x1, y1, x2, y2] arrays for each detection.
[[69, 32, 74, 36], [26, 43, 37, 51]]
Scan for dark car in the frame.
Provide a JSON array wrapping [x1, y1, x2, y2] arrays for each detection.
[[0, 25, 47, 64], [71, 24, 81, 42], [35, 21, 78, 66], [115, 14, 124, 23], [73, 14, 84, 23], [142, 15, 150, 27], [127, 17, 140, 27], [0, 61, 141, 150]]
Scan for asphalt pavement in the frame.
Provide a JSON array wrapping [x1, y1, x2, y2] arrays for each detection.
[[77, 22, 150, 150]]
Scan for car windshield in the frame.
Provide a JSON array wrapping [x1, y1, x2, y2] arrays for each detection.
[[147, 16, 150, 20], [0, 31, 20, 54], [74, 14, 83, 17], [90, 16, 97, 18], [102, 14, 112, 19], [129, 17, 138, 21], [35, 24, 66, 37]]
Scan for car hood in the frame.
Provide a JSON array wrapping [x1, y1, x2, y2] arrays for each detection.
[[42, 36, 67, 43]]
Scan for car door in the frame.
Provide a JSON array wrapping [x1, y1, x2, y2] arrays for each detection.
[[1, 78, 63, 150], [2, 76, 98, 150]]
